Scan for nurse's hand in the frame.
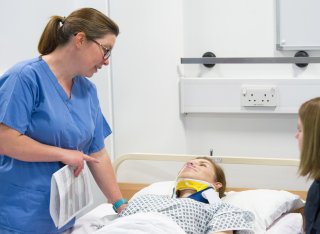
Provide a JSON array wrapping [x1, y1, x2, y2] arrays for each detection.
[[61, 150, 100, 177]]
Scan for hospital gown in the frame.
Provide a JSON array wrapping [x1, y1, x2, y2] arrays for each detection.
[[120, 194, 255, 234]]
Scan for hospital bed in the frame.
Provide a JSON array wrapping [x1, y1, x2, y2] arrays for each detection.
[[73, 153, 307, 234]]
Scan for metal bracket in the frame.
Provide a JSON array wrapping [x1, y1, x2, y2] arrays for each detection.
[[181, 51, 318, 68]]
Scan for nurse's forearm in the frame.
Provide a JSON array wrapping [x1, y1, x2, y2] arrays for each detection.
[[0, 123, 68, 162], [88, 148, 124, 204]]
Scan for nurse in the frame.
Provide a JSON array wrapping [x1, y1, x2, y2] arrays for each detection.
[[0, 8, 127, 234]]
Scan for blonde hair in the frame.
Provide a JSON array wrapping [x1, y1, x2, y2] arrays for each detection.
[[196, 157, 226, 198], [38, 8, 119, 55], [298, 97, 320, 180]]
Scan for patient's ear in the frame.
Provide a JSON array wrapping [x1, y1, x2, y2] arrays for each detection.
[[213, 182, 222, 190]]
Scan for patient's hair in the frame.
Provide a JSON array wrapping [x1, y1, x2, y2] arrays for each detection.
[[298, 97, 320, 180], [196, 157, 226, 198]]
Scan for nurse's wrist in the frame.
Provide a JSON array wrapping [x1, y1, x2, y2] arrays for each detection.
[[56, 148, 69, 163]]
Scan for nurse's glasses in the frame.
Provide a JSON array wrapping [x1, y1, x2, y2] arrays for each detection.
[[91, 39, 111, 60]]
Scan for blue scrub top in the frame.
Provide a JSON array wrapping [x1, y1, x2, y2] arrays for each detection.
[[0, 57, 111, 234]]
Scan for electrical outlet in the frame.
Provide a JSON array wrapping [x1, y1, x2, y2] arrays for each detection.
[[241, 85, 278, 107]]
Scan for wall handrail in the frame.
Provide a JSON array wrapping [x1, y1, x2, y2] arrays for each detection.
[[181, 51, 320, 68]]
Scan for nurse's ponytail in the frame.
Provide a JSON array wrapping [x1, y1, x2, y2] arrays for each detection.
[[38, 16, 67, 55]]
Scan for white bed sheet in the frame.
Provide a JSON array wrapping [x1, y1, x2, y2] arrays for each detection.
[[71, 204, 186, 234], [71, 204, 117, 234], [93, 212, 186, 234], [72, 202, 303, 234], [79, 204, 116, 220]]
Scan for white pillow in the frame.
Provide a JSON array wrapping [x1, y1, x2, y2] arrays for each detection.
[[266, 213, 303, 234], [222, 189, 305, 233]]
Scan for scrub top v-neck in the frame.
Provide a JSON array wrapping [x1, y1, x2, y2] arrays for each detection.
[[0, 57, 111, 233]]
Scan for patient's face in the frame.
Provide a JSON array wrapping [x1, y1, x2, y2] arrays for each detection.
[[178, 159, 215, 184]]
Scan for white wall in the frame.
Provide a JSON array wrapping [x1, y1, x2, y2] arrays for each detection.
[[109, 0, 187, 157], [109, 0, 314, 191]]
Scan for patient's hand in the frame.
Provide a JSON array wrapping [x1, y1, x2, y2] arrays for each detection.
[[117, 203, 128, 214]]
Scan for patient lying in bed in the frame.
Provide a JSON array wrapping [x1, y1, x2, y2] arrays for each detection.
[[74, 157, 254, 234]]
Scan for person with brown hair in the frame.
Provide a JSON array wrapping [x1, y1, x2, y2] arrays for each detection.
[[296, 97, 320, 234], [116, 157, 254, 234], [177, 156, 227, 199], [0, 8, 126, 234]]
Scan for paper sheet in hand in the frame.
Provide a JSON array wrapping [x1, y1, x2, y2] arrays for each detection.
[[50, 163, 93, 229]]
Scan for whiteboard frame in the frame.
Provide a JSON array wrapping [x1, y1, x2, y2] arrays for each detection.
[[276, 0, 320, 51]]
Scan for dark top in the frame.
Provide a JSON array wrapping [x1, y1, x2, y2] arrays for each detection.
[[305, 180, 320, 234]]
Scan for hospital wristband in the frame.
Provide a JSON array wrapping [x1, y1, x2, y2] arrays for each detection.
[[112, 198, 128, 212]]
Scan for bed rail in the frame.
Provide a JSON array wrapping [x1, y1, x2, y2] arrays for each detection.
[[113, 153, 300, 175]]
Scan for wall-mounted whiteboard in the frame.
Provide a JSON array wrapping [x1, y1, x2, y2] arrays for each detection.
[[276, 0, 320, 50]]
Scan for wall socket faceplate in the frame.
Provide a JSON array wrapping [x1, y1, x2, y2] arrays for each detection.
[[241, 85, 278, 107]]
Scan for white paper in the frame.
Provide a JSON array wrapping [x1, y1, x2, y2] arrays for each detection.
[[50, 163, 93, 229]]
